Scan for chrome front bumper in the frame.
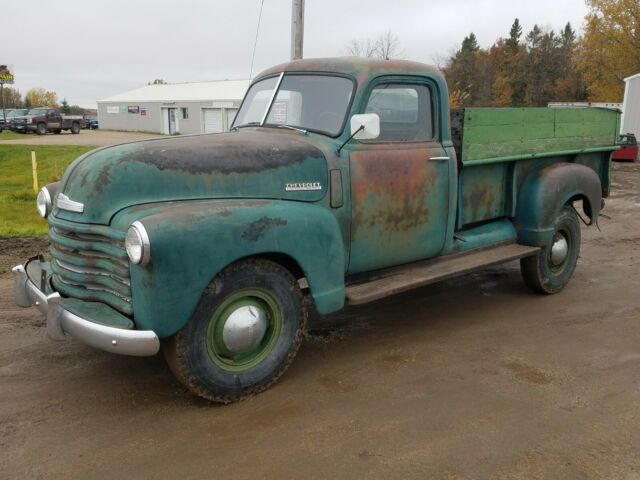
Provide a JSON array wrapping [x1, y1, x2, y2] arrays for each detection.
[[12, 263, 160, 356]]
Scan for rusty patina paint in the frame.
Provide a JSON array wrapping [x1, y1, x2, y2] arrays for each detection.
[[516, 162, 604, 246], [107, 199, 346, 336], [241, 217, 288, 241], [459, 164, 506, 226], [34, 56, 616, 342], [348, 145, 450, 273], [54, 130, 329, 224]]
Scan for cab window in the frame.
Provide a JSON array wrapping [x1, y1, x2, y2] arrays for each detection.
[[364, 83, 434, 141]]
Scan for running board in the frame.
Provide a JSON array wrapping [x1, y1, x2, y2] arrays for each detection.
[[345, 243, 540, 305]]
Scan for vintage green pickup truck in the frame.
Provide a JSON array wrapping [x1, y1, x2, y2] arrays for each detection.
[[13, 58, 620, 402]]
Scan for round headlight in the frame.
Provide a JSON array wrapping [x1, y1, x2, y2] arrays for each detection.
[[125, 221, 151, 265], [36, 187, 52, 218]]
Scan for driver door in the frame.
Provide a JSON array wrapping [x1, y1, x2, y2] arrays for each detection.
[[348, 80, 450, 273], [47, 110, 60, 129]]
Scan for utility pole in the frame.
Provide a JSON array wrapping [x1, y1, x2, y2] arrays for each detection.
[[290, 0, 305, 60], [1, 83, 5, 129]]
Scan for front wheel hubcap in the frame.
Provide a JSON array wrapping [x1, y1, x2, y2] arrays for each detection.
[[206, 289, 282, 371], [222, 304, 268, 354], [550, 233, 569, 267]]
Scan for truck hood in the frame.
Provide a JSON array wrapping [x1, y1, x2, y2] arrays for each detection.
[[54, 130, 329, 224]]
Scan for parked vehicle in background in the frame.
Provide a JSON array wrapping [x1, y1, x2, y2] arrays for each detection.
[[10, 107, 84, 135], [84, 116, 99, 130], [0, 108, 28, 131], [13, 57, 620, 403], [612, 134, 638, 162]]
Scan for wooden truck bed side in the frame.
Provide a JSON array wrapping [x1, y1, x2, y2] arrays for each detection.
[[450, 107, 620, 228]]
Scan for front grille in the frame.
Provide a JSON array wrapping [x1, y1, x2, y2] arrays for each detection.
[[48, 216, 133, 315]]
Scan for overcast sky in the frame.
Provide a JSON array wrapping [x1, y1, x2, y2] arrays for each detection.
[[3, 0, 590, 108]]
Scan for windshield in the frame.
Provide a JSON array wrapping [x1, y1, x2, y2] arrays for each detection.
[[233, 74, 354, 136], [27, 109, 49, 116], [7, 110, 27, 117]]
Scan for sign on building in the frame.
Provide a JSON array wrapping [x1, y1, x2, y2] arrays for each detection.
[[0, 64, 15, 84]]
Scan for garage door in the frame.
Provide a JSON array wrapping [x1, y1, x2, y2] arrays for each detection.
[[226, 108, 238, 129], [203, 108, 223, 133]]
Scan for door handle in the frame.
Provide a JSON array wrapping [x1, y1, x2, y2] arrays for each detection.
[[429, 156, 450, 162]]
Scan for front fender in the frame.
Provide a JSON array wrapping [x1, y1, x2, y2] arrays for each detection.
[[112, 200, 345, 338], [516, 163, 602, 246]]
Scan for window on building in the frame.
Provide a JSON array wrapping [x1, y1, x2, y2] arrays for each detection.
[[181, 108, 189, 120]]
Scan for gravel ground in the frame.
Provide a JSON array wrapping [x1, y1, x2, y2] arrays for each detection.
[[0, 129, 163, 147], [0, 161, 638, 480]]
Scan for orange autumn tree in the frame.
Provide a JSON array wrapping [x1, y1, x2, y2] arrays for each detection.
[[577, 0, 640, 101]]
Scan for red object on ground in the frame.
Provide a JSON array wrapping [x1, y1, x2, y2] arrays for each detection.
[[612, 134, 638, 162]]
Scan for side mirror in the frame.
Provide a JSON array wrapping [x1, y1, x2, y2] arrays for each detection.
[[350, 113, 380, 140]]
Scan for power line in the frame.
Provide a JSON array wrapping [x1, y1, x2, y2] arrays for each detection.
[[249, 0, 265, 80]]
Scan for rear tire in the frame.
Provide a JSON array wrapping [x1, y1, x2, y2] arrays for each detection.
[[36, 123, 47, 135], [71, 122, 80, 134], [520, 205, 581, 294], [163, 259, 306, 403]]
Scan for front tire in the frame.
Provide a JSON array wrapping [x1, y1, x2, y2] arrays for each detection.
[[36, 123, 47, 135], [163, 259, 306, 403], [71, 122, 80, 134], [520, 205, 581, 294]]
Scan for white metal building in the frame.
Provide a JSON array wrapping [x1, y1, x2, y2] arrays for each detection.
[[97, 80, 250, 135], [621, 73, 640, 139]]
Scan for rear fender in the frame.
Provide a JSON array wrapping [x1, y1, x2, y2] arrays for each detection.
[[115, 200, 346, 338], [515, 163, 602, 246]]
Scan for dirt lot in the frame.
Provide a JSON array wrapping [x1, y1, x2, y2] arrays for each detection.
[[1, 162, 639, 480], [0, 129, 162, 147]]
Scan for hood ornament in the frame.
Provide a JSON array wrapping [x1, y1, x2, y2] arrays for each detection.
[[56, 193, 84, 213]]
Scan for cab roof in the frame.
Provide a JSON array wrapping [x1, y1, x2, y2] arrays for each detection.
[[256, 57, 444, 84]]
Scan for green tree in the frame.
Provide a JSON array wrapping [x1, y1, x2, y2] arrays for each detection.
[[524, 25, 564, 106], [553, 23, 587, 101], [148, 79, 167, 85], [443, 33, 481, 106], [507, 18, 522, 50], [61, 98, 71, 114]]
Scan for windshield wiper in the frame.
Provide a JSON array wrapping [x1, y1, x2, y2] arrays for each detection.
[[272, 124, 308, 135], [231, 122, 260, 131]]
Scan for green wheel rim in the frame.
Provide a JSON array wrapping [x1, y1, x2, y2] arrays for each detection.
[[205, 288, 282, 372]]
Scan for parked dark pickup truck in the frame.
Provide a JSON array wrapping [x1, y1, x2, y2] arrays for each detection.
[[13, 57, 621, 403], [0, 108, 28, 131], [11, 107, 83, 135]]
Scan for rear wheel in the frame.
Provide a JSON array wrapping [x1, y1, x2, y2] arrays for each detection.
[[520, 205, 581, 294], [36, 123, 47, 135], [163, 259, 306, 403], [71, 122, 80, 134]]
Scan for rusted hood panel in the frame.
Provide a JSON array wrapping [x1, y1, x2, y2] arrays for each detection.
[[55, 130, 328, 224]]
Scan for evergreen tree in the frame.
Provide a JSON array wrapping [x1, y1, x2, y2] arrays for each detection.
[[507, 18, 522, 51], [443, 33, 481, 107]]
